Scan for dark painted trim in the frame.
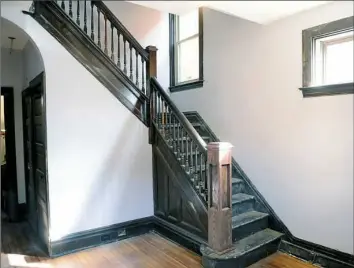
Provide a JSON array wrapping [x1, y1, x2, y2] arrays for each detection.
[[169, 8, 204, 92], [50, 216, 204, 257], [1, 87, 18, 212], [169, 79, 204, 93], [302, 16, 353, 89], [153, 216, 205, 255], [50, 216, 155, 257], [279, 240, 354, 268], [299, 82, 354, 97], [22, 72, 50, 255]]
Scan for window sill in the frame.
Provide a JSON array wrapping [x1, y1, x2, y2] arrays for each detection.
[[299, 82, 354, 98], [169, 80, 204, 93]]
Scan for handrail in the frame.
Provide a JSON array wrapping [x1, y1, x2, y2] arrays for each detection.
[[91, 1, 149, 61], [151, 77, 207, 153], [150, 77, 208, 202]]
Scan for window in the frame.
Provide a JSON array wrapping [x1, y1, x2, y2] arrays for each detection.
[[301, 16, 354, 97], [169, 8, 203, 92]]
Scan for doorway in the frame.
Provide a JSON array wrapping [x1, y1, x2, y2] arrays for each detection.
[[22, 72, 49, 252], [1, 87, 18, 221]]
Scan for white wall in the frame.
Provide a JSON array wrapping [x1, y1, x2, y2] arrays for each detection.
[[104, 1, 170, 89], [2, 1, 153, 241], [1, 47, 26, 204], [171, 2, 354, 254]]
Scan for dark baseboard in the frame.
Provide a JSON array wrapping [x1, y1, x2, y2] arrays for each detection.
[[50, 216, 155, 257], [152, 216, 206, 255], [280, 239, 354, 268]]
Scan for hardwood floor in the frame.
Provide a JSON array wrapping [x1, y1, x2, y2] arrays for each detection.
[[1, 228, 315, 268]]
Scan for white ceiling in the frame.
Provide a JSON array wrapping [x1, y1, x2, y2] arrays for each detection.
[[128, 1, 330, 24], [1, 18, 29, 50]]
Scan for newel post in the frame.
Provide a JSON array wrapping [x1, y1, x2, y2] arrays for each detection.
[[146, 45, 157, 144], [207, 142, 233, 253]]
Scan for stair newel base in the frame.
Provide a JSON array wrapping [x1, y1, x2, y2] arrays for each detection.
[[207, 142, 233, 253]]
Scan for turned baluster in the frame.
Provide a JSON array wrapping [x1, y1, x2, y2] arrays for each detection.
[[90, 2, 94, 41], [104, 16, 108, 54], [97, 10, 101, 48], [172, 114, 176, 152], [141, 59, 145, 94], [69, 0, 72, 17], [185, 136, 189, 170], [76, 0, 80, 26], [129, 44, 133, 80], [200, 153, 204, 197], [176, 122, 180, 159], [111, 25, 114, 61], [169, 108, 172, 145], [136, 51, 139, 87], [61, 0, 65, 10], [123, 38, 127, 74], [116, 30, 121, 68], [194, 146, 198, 184], [190, 140, 194, 175], [83, 0, 87, 33]]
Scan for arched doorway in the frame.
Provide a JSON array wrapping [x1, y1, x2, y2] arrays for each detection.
[[1, 17, 49, 256]]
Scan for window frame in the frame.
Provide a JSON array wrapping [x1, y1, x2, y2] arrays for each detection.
[[169, 8, 204, 93], [300, 16, 354, 97]]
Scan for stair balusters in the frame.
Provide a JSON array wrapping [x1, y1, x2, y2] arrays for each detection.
[[117, 30, 121, 68], [104, 15, 108, 54], [136, 50, 139, 87], [97, 10, 101, 48], [61, 0, 65, 10], [123, 38, 127, 74], [129, 44, 133, 80], [76, 0, 80, 26], [83, 0, 87, 33], [111, 24, 114, 60], [141, 58, 145, 94], [69, 0, 72, 18], [90, 2, 94, 41]]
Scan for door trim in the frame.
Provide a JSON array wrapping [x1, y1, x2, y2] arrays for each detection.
[[22, 72, 50, 254], [1, 87, 18, 205]]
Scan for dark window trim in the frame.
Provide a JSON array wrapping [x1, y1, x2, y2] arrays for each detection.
[[301, 16, 354, 97], [169, 8, 204, 93]]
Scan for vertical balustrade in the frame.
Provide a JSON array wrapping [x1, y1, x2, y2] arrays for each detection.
[[61, 0, 65, 10], [136, 51, 139, 87], [97, 10, 101, 48], [172, 114, 176, 152], [104, 15, 108, 54], [111, 25, 114, 60], [168, 109, 172, 147], [207, 142, 233, 253], [141, 58, 145, 94], [123, 38, 127, 74], [194, 145, 198, 184], [83, 0, 87, 34], [90, 2, 94, 41], [76, 0, 80, 26], [69, 0, 72, 18], [117, 30, 121, 68], [199, 153, 203, 193], [190, 140, 194, 175], [129, 44, 133, 80], [185, 136, 189, 170]]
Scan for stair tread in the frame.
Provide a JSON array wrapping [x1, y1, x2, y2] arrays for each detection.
[[232, 178, 243, 184], [202, 229, 283, 259], [232, 193, 254, 204], [232, 211, 268, 229]]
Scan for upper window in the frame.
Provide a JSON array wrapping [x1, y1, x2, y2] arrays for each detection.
[[301, 16, 354, 97], [169, 8, 203, 92]]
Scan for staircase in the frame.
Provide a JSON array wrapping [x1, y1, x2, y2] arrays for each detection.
[[28, 1, 286, 267]]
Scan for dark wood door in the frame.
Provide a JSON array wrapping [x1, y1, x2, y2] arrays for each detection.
[[22, 73, 49, 249]]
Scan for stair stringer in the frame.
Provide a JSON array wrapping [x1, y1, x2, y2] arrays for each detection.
[[152, 124, 208, 241], [26, 1, 148, 125]]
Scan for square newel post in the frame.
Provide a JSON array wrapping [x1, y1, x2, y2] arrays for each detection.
[[146, 45, 157, 144], [207, 142, 233, 253]]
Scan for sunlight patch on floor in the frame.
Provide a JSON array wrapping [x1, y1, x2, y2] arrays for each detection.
[[1, 253, 51, 268]]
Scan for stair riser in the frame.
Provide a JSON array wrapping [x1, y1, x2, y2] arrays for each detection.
[[232, 199, 255, 215], [232, 182, 244, 195], [232, 216, 269, 241], [202, 238, 281, 268]]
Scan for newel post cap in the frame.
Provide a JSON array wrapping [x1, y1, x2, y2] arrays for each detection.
[[146, 45, 158, 52], [207, 142, 233, 151]]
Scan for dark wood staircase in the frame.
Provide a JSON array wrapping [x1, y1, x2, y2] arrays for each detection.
[[25, 1, 352, 267]]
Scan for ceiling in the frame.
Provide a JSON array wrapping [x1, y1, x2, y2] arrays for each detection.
[[1, 18, 29, 50], [128, 1, 330, 24]]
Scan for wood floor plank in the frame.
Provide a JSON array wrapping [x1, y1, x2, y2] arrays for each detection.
[[2, 220, 317, 268]]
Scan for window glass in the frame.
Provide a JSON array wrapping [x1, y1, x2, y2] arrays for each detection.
[[178, 10, 198, 41], [177, 37, 199, 83]]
